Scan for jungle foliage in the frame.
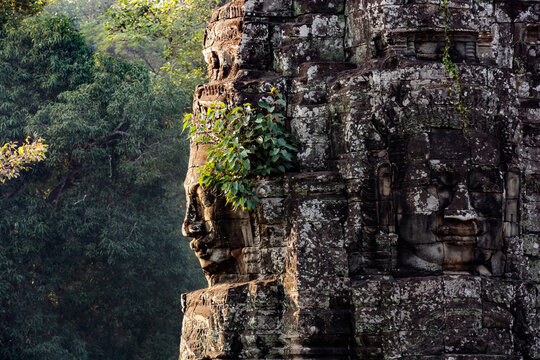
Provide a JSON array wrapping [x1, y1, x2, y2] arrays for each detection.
[[0, 4, 205, 360], [105, 0, 220, 90], [45, 0, 168, 76]]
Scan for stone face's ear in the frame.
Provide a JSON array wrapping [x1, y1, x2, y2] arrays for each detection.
[[377, 163, 394, 230], [377, 164, 392, 198], [504, 171, 520, 237]]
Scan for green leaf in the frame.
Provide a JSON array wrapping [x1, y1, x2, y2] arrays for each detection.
[[258, 101, 270, 111], [281, 150, 292, 162]]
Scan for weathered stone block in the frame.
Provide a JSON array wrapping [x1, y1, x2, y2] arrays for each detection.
[[296, 136, 331, 170], [246, 310, 282, 331], [293, 0, 345, 15], [286, 308, 352, 343], [254, 178, 285, 198], [352, 277, 399, 307], [355, 306, 398, 333], [295, 272, 351, 292], [527, 258, 540, 282], [243, 0, 293, 16], [442, 356, 521, 360], [295, 290, 330, 308], [289, 173, 347, 196], [399, 330, 444, 356], [444, 328, 514, 355], [259, 224, 287, 248], [257, 198, 285, 224], [522, 201, 540, 232], [296, 198, 347, 223], [308, 14, 345, 38], [260, 247, 287, 275], [311, 38, 346, 61], [294, 220, 346, 248], [296, 246, 349, 277], [290, 106, 329, 142], [399, 303, 445, 331], [443, 275, 482, 299], [336, 152, 369, 179], [482, 303, 514, 329], [399, 277, 444, 304], [246, 282, 284, 310], [445, 301, 483, 329]]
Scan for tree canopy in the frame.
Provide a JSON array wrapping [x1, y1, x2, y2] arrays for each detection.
[[45, 0, 168, 76], [105, 0, 220, 88], [0, 9, 205, 360], [0, 0, 50, 17]]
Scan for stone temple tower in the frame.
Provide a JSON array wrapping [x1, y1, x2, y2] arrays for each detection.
[[179, 0, 540, 358]]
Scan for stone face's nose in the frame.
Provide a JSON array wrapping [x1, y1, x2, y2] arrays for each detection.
[[183, 220, 206, 237], [444, 183, 478, 221], [182, 197, 206, 237]]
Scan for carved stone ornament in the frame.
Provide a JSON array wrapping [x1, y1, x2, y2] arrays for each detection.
[[180, 1, 540, 359]]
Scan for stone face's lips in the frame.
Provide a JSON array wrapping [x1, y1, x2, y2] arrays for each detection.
[[434, 221, 480, 237], [437, 235, 476, 245], [190, 238, 211, 259]]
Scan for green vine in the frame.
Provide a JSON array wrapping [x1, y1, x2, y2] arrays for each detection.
[[440, 0, 468, 132], [183, 89, 297, 211]]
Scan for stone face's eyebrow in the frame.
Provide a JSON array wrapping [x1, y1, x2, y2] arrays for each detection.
[[428, 159, 469, 175]]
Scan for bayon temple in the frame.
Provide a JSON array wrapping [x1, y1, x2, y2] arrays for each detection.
[[180, 1, 540, 359]]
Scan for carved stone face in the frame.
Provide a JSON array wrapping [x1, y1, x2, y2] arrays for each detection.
[[395, 129, 516, 275], [182, 144, 253, 284]]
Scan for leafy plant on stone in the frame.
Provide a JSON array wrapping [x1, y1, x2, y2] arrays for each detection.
[[183, 89, 297, 211], [440, 0, 469, 132]]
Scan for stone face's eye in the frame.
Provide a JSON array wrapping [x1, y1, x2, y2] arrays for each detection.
[[432, 172, 452, 188], [470, 192, 503, 218], [202, 193, 215, 207], [469, 169, 503, 193], [431, 172, 450, 189], [439, 172, 457, 187], [197, 187, 215, 208]]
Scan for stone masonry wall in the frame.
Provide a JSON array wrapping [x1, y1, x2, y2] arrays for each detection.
[[180, 1, 540, 359]]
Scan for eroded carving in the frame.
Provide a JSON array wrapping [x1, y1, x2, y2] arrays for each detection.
[[393, 129, 510, 275], [180, 0, 540, 359], [182, 144, 255, 286]]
